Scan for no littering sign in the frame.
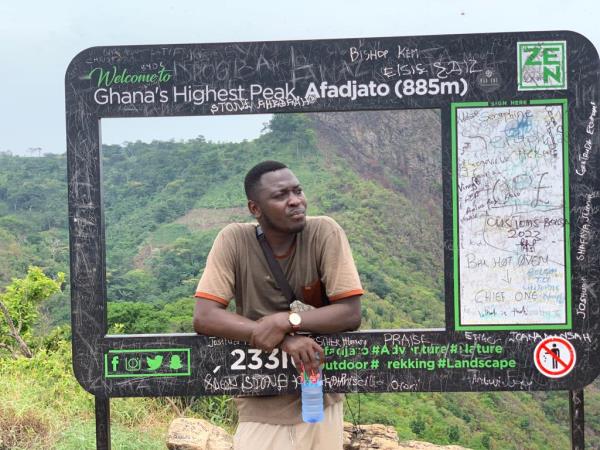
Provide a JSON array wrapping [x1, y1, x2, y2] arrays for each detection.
[[534, 337, 576, 378]]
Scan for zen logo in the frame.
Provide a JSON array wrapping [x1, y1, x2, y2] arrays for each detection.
[[517, 41, 567, 90]]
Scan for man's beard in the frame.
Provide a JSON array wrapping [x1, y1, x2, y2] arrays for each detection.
[[261, 212, 306, 235]]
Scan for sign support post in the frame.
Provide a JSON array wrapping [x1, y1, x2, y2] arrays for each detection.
[[95, 396, 111, 450], [570, 389, 584, 450]]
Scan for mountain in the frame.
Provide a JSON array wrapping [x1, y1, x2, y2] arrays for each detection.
[[0, 113, 596, 449]]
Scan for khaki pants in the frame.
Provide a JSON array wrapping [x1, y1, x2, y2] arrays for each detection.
[[233, 401, 343, 450]]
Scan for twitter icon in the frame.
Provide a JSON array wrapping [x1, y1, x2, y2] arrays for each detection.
[[146, 355, 163, 371]]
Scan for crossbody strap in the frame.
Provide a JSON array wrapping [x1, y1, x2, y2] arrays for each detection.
[[255, 225, 296, 305]]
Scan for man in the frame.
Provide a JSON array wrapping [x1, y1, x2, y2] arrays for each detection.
[[193, 160, 363, 449]]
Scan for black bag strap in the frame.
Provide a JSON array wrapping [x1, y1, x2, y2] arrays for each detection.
[[255, 225, 296, 305]]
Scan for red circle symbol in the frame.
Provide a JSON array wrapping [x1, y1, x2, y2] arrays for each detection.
[[533, 337, 576, 378]]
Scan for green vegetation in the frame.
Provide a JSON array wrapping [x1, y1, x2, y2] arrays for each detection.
[[0, 266, 64, 358], [0, 338, 177, 450], [0, 113, 598, 449]]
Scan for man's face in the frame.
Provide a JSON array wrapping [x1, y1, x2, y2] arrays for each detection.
[[249, 168, 307, 235]]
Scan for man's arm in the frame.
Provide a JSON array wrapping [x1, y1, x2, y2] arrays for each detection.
[[249, 295, 361, 370], [194, 296, 361, 370], [193, 299, 255, 342], [195, 296, 360, 342], [194, 298, 323, 370], [297, 295, 361, 332], [249, 295, 361, 344], [193, 299, 290, 352]]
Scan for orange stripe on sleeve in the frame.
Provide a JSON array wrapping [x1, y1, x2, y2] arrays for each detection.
[[329, 289, 364, 302], [195, 291, 229, 306]]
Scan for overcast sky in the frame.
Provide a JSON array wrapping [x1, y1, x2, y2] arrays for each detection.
[[0, 0, 598, 156]]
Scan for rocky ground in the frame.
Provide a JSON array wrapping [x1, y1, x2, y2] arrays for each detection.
[[166, 418, 471, 450]]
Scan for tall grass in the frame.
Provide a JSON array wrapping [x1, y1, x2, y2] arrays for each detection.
[[0, 337, 240, 449], [0, 342, 173, 449]]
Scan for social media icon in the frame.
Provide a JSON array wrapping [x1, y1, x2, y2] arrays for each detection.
[[169, 355, 183, 370], [146, 355, 163, 371], [125, 357, 142, 372]]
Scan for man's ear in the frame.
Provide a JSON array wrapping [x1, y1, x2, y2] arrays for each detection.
[[248, 199, 261, 219]]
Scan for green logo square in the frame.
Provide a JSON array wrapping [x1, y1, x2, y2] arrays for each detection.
[[517, 41, 567, 90]]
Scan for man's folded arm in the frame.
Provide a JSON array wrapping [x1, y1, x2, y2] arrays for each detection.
[[193, 299, 256, 342], [296, 295, 361, 333], [194, 294, 361, 370], [195, 295, 361, 339], [194, 298, 291, 352], [245, 295, 361, 349]]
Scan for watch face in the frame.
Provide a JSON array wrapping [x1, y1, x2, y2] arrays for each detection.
[[289, 313, 301, 326]]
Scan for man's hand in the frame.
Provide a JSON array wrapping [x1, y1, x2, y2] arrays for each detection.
[[249, 312, 290, 352], [280, 334, 324, 373]]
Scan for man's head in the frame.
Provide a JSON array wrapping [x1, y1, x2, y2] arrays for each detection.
[[244, 160, 307, 235]]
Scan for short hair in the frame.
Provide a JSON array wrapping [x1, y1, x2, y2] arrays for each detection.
[[244, 160, 288, 199]]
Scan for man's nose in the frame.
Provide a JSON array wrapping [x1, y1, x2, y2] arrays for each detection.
[[288, 192, 302, 205]]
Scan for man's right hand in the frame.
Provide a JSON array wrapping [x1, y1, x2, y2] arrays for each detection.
[[249, 312, 290, 352], [280, 334, 324, 373]]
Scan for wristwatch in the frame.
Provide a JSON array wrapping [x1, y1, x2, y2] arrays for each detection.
[[288, 312, 302, 332]]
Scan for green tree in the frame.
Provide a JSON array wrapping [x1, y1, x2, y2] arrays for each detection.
[[266, 114, 316, 149], [107, 301, 168, 334], [0, 266, 64, 358]]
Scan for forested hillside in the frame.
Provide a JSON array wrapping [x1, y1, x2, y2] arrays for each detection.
[[0, 112, 598, 449]]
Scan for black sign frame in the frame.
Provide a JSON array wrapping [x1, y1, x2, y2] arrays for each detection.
[[66, 31, 600, 399]]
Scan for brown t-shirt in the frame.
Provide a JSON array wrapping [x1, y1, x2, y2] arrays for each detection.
[[195, 216, 363, 424]]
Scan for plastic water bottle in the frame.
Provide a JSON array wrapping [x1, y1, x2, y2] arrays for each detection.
[[301, 363, 324, 423]]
